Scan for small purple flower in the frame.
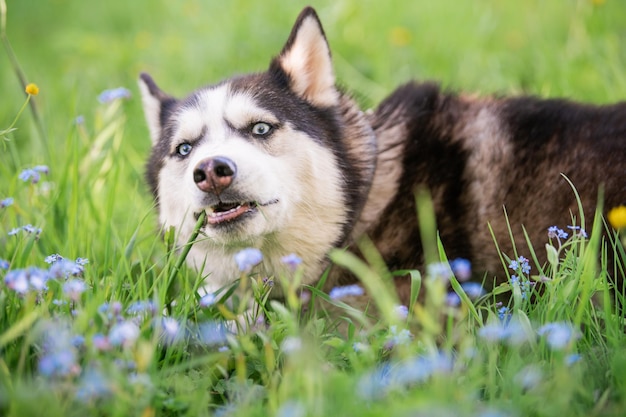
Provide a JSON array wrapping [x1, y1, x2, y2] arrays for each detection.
[[478, 318, 530, 346], [508, 256, 531, 275], [537, 322, 581, 350], [548, 226, 568, 240], [385, 325, 413, 348], [329, 284, 364, 300], [128, 373, 153, 390], [299, 289, 311, 303], [37, 320, 81, 378], [450, 258, 472, 281], [0, 197, 14, 208], [281, 336, 303, 354], [92, 334, 111, 351], [74, 115, 85, 125], [199, 293, 216, 308], [33, 165, 49, 175], [72, 335, 85, 348], [461, 282, 485, 300], [18, 166, 48, 184], [48, 258, 83, 279], [353, 342, 370, 352], [478, 322, 509, 343], [497, 306, 510, 321], [567, 225, 588, 239], [0, 259, 9, 270], [98, 301, 123, 318], [98, 87, 132, 104], [45, 253, 63, 264], [518, 256, 531, 274], [277, 400, 306, 417], [515, 365, 543, 390], [393, 351, 454, 385], [19, 169, 40, 184], [76, 367, 111, 402], [280, 253, 302, 270], [509, 274, 534, 300], [565, 353, 582, 366], [357, 363, 393, 400], [394, 305, 409, 320], [75, 257, 89, 266], [108, 321, 140, 347], [427, 262, 452, 281], [7, 227, 20, 236], [28, 267, 50, 291], [4, 269, 29, 294], [114, 359, 137, 371], [110, 301, 123, 315], [63, 279, 87, 301], [521, 281, 535, 299], [126, 300, 156, 316], [159, 317, 182, 344], [22, 224, 42, 235], [446, 291, 461, 307], [234, 248, 263, 272], [38, 350, 80, 378], [161, 317, 180, 336], [194, 321, 228, 346]]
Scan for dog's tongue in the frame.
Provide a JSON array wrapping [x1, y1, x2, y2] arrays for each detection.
[[206, 202, 253, 224]]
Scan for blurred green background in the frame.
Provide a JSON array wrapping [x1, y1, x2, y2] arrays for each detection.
[[1, 0, 625, 214]]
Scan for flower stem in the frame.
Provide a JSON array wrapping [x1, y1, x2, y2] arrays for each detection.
[[0, 0, 49, 159], [1, 94, 30, 138]]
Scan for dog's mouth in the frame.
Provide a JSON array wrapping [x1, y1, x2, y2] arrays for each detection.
[[195, 199, 278, 226], [206, 201, 257, 225]]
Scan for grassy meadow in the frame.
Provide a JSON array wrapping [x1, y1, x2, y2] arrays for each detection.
[[2, 0, 626, 416]]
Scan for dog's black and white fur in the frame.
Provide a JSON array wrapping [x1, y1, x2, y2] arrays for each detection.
[[140, 7, 626, 304]]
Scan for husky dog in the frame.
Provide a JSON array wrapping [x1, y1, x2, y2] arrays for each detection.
[[139, 7, 626, 304]]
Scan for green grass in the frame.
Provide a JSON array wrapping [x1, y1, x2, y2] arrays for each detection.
[[2, 0, 626, 416]]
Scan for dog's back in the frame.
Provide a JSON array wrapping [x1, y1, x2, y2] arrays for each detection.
[[351, 81, 626, 298]]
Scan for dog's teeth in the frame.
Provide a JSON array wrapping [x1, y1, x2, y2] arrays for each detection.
[[207, 203, 246, 218]]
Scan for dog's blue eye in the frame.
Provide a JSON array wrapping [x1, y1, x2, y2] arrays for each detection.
[[251, 122, 273, 136], [177, 143, 193, 156]]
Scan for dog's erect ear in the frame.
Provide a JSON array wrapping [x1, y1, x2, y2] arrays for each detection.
[[138, 73, 175, 144], [272, 7, 338, 107]]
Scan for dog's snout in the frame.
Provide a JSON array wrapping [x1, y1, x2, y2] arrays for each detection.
[[193, 156, 237, 195]]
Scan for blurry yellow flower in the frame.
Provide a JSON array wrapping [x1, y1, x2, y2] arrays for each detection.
[[25, 83, 39, 96], [389, 26, 411, 47], [608, 206, 626, 230], [141, 407, 155, 417]]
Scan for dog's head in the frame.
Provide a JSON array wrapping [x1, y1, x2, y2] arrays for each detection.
[[139, 7, 375, 289]]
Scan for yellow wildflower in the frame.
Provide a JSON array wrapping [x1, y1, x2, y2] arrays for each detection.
[[141, 407, 155, 417], [608, 206, 626, 230], [389, 26, 411, 47], [25, 83, 39, 96]]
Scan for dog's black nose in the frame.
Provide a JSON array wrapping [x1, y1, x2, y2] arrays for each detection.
[[193, 156, 237, 195]]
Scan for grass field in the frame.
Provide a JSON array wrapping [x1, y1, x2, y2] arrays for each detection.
[[2, 0, 626, 416]]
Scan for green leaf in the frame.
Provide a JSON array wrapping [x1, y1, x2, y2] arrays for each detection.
[[546, 243, 559, 272], [0, 310, 39, 349]]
